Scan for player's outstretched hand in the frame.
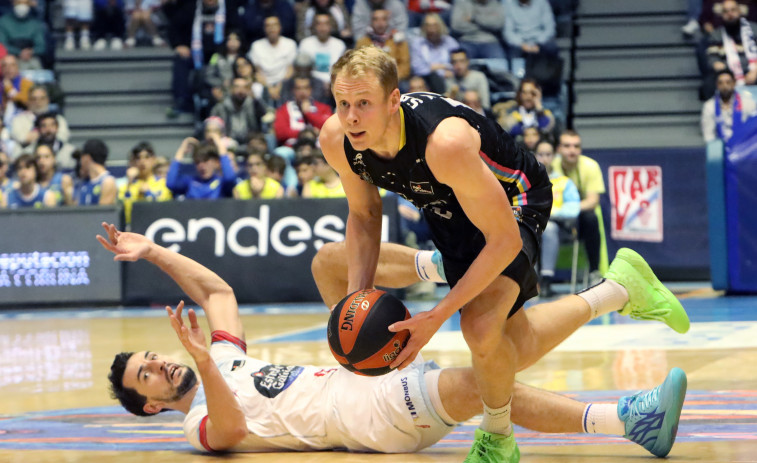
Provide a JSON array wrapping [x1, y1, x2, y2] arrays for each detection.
[[96, 222, 152, 262], [388, 310, 444, 370], [166, 300, 209, 361]]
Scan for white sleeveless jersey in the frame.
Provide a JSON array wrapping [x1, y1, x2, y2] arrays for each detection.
[[183, 335, 454, 453]]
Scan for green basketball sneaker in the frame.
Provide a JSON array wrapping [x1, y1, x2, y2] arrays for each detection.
[[464, 429, 520, 463], [618, 367, 688, 457], [605, 248, 690, 334]]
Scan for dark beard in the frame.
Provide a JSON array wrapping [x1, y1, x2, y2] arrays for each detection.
[[725, 19, 741, 38], [168, 366, 198, 402]]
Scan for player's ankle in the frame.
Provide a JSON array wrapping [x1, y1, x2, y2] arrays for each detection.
[[577, 279, 629, 319]]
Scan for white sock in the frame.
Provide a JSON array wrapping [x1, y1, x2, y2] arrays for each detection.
[[81, 29, 90, 37], [480, 399, 513, 436], [576, 279, 629, 319], [415, 250, 445, 283], [582, 403, 626, 436]]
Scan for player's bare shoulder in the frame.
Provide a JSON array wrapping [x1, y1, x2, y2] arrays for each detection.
[[320, 115, 346, 154], [426, 117, 481, 182]]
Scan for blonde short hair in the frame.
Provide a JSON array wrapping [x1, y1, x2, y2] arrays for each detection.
[[330, 46, 399, 99]]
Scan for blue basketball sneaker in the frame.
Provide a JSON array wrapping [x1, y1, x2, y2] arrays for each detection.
[[618, 367, 687, 457]]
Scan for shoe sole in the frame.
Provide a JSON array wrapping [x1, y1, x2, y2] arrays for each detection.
[[615, 248, 690, 334], [650, 367, 688, 457]]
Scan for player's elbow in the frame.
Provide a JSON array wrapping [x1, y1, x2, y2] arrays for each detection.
[[210, 426, 248, 451], [489, 231, 522, 267], [227, 426, 249, 446]]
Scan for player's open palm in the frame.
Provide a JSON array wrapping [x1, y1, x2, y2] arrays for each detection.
[[96, 222, 152, 262], [388, 310, 444, 370], [166, 300, 209, 361]]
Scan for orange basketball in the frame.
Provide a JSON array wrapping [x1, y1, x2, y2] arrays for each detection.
[[327, 289, 411, 376]]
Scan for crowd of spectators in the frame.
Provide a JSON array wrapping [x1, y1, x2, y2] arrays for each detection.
[[0, 0, 581, 294], [691, 0, 757, 143]]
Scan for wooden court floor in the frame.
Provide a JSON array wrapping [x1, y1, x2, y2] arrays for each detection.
[[1, 291, 757, 462]]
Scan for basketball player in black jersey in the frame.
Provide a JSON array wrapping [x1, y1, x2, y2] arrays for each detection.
[[320, 46, 690, 462]]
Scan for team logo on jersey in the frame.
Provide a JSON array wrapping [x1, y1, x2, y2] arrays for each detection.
[[511, 206, 523, 222], [230, 359, 246, 371], [252, 365, 304, 398], [410, 182, 434, 195], [360, 171, 374, 184]]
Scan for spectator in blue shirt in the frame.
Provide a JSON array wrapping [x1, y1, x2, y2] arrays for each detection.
[[6, 153, 55, 208], [409, 13, 459, 94], [503, 0, 558, 62], [74, 139, 117, 206], [166, 136, 237, 199]]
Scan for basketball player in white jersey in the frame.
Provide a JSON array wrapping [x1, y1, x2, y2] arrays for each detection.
[[99, 222, 686, 457]]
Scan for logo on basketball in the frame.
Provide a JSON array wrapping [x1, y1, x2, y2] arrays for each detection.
[[340, 289, 372, 331], [328, 289, 411, 376], [382, 338, 405, 363]]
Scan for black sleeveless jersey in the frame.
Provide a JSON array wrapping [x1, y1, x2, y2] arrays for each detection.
[[343, 92, 552, 261]]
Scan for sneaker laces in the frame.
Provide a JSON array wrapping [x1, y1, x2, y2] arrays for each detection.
[[630, 384, 661, 419], [629, 305, 671, 323], [467, 435, 506, 463]]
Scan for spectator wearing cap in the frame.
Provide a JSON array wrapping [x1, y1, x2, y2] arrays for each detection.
[[74, 139, 117, 206], [274, 75, 332, 146], [280, 52, 332, 107], [297, 13, 347, 84], [210, 77, 268, 146]]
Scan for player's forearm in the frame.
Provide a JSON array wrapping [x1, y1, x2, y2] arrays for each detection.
[[345, 211, 382, 293], [145, 245, 233, 308], [194, 355, 248, 447]]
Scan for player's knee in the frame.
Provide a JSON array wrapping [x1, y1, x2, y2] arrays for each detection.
[[460, 311, 506, 353], [311, 242, 341, 278]]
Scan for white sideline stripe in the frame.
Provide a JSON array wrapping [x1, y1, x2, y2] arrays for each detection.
[[424, 321, 757, 353], [253, 323, 327, 343]]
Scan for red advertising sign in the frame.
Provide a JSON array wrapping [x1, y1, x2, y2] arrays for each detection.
[[609, 166, 663, 242]]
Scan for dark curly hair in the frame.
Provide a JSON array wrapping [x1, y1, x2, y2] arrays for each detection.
[[108, 352, 152, 417]]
